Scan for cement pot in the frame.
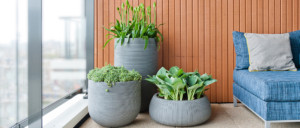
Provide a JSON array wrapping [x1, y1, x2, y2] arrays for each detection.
[[114, 38, 157, 112], [149, 93, 211, 127], [88, 80, 141, 127]]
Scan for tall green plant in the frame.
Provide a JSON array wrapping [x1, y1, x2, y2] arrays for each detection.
[[103, 0, 163, 50], [146, 66, 217, 101]]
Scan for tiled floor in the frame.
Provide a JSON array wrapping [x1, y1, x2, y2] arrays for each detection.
[[80, 104, 300, 128]]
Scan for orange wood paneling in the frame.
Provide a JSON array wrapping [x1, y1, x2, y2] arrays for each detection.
[[94, 0, 300, 103]]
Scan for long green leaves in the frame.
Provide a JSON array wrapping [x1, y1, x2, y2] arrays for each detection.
[[103, 0, 163, 50], [146, 66, 217, 101]]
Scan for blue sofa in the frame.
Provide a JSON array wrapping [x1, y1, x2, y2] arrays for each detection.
[[232, 31, 300, 128]]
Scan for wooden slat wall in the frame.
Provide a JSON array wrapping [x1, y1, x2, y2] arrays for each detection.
[[94, 0, 300, 103]]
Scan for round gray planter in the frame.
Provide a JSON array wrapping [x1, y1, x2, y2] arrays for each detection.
[[114, 38, 158, 112], [88, 80, 141, 127], [149, 93, 211, 127]]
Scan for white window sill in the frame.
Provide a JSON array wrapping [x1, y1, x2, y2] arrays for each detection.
[[43, 94, 88, 128]]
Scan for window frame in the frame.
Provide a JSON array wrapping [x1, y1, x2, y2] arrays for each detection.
[[10, 0, 93, 127]]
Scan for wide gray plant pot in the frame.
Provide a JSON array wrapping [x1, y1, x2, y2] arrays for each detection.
[[88, 80, 141, 127], [114, 38, 157, 112], [149, 93, 211, 127]]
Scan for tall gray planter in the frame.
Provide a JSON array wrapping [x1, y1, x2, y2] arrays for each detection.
[[88, 80, 141, 127], [114, 38, 158, 112], [149, 93, 211, 127]]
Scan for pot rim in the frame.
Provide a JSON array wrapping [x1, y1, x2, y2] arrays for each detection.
[[88, 80, 141, 85], [152, 93, 208, 103], [114, 38, 156, 40]]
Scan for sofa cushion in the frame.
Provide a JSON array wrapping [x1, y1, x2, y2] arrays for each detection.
[[244, 33, 297, 72], [232, 31, 249, 69], [233, 30, 300, 69], [233, 69, 300, 101], [290, 30, 300, 68]]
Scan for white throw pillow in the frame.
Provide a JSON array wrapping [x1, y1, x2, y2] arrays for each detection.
[[244, 33, 297, 72]]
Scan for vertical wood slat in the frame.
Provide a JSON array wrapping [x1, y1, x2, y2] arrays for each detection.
[[240, 0, 246, 32], [180, 0, 187, 71], [199, 0, 205, 74], [222, 0, 228, 102], [269, 0, 275, 33], [94, 0, 300, 103], [258, 0, 264, 33], [156, 0, 163, 69], [275, 0, 281, 33], [264, 0, 269, 33], [287, 0, 293, 32], [246, 0, 252, 32], [216, 0, 222, 102], [252, 0, 258, 33], [103, 0, 109, 65], [292, 0, 298, 31], [210, 0, 216, 102], [109, 0, 114, 65], [192, 0, 199, 72], [163, 0, 169, 69], [187, 0, 193, 72], [228, 0, 234, 102], [204, 0, 211, 100], [281, 0, 287, 33], [169, 0, 175, 67]]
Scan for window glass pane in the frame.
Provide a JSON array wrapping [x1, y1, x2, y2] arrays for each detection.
[[42, 0, 86, 108], [0, 0, 28, 127]]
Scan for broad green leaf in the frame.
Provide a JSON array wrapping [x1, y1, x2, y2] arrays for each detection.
[[169, 66, 179, 75], [171, 78, 185, 89], [157, 67, 167, 76], [187, 75, 198, 86], [204, 79, 217, 86], [195, 86, 205, 93], [176, 69, 184, 77], [200, 73, 210, 81], [188, 83, 202, 90]]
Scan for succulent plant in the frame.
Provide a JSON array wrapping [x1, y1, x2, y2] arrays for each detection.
[[87, 65, 142, 87]]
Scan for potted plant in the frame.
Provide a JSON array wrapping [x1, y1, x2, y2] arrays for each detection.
[[103, 0, 163, 112], [146, 66, 217, 127], [87, 65, 142, 127]]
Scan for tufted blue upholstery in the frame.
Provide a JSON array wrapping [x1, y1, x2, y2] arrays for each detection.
[[233, 83, 300, 121], [234, 69, 300, 101]]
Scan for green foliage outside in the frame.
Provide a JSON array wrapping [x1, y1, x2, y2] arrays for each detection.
[[87, 65, 142, 87], [103, 0, 163, 50], [146, 66, 217, 101]]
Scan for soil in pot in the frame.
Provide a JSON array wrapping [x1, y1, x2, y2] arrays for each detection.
[[149, 93, 211, 127], [88, 80, 141, 127]]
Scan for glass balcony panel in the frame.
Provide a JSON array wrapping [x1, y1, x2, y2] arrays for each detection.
[[42, 0, 86, 108], [0, 0, 28, 127]]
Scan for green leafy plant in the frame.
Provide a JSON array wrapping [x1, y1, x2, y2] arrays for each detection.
[[103, 0, 163, 50], [87, 65, 142, 87], [146, 66, 217, 101]]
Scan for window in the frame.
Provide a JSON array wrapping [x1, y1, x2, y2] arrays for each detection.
[[0, 0, 28, 127], [0, 0, 93, 127], [42, 0, 86, 108]]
